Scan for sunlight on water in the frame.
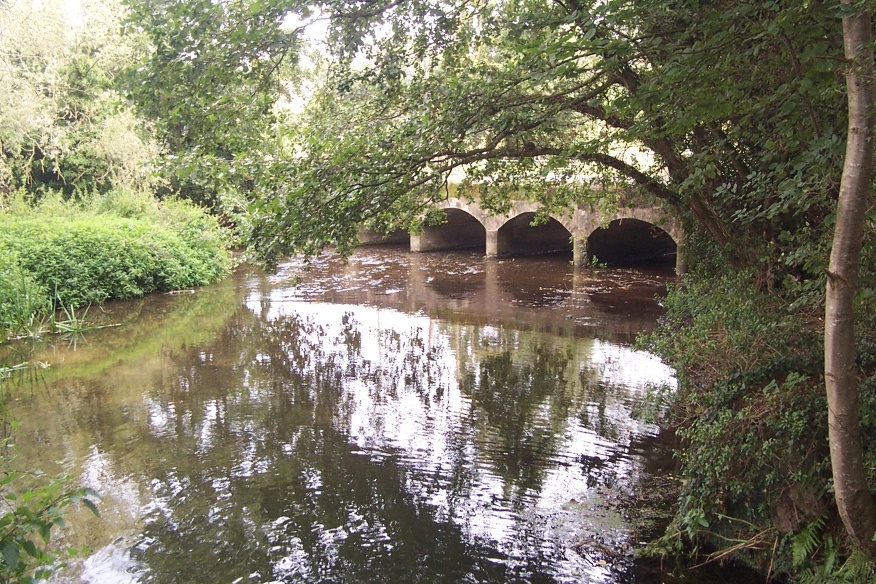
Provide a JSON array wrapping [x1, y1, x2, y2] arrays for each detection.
[[0, 247, 754, 583]]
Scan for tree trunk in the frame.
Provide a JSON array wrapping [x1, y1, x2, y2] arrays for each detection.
[[825, 3, 876, 555]]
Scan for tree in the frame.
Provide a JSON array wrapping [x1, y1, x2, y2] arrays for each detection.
[[0, 0, 159, 198], [122, 0, 307, 209], [825, 0, 876, 555], [232, 0, 845, 276], [124, 1, 846, 266]]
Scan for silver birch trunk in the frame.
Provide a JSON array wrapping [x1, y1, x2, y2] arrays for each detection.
[[825, 2, 876, 554]]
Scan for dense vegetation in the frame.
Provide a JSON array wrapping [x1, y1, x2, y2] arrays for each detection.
[[2, 0, 876, 580], [644, 269, 876, 580], [0, 1, 230, 343], [0, 192, 230, 341], [119, 0, 876, 579]]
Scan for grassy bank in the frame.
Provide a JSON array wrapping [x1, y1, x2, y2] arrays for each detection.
[[0, 190, 231, 341]]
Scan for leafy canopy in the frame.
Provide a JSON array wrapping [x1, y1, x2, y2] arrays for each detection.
[[123, 0, 309, 208], [0, 0, 159, 197], [127, 0, 850, 286]]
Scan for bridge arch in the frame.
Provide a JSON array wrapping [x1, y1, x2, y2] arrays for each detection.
[[410, 207, 486, 252], [495, 212, 573, 257], [586, 218, 677, 268]]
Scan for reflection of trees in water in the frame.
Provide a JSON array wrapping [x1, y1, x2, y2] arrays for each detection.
[[577, 377, 630, 445], [130, 422, 523, 583], [11, 297, 661, 582], [119, 306, 576, 582], [453, 326, 655, 497], [460, 345, 573, 502]]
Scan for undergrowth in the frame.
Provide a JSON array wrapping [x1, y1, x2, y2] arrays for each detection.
[[641, 269, 876, 582]]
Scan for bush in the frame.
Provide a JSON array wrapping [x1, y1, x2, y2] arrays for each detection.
[[0, 469, 99, 583], [0, 190, 231, 319], [0, 215, 229, 308]]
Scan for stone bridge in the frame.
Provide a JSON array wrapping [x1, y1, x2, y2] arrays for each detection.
[[361, 198, 685, 274]]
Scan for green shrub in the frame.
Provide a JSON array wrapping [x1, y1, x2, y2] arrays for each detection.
[[641, 270, 876, 579], [0, 188, 231, 314], [644, 271, 812, 390], [80, 187, 161, 219], [0, 215, 229, 308], [0, 469, 99, 584]]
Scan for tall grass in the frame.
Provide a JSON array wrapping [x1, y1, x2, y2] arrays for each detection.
[[0, 248, 51, 340]]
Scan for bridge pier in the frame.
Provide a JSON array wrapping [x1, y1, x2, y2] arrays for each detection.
[[675, 240, 686, 276], [572, 236, 587, 267], [486, 230, 499, 257], [409, 234, 426, 252]]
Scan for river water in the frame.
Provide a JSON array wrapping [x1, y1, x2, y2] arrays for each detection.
[[1, 246, 753, 583]]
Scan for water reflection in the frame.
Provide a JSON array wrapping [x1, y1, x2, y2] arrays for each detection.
[[0, 248, 708, 583]]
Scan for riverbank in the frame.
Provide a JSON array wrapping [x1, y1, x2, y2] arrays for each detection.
[[0, 190, 231, 342], [642, 269, 876, 581]]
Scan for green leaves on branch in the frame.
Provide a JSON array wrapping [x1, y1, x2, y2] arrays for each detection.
[[0, 368, 100, 583], [0, 472, 99, 584], [122, 0, 309, 209]]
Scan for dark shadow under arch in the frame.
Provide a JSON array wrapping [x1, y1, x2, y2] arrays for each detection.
[[587, 219, 676, 268], [419, 209, 486, 252], [497, 213, 572, 258]]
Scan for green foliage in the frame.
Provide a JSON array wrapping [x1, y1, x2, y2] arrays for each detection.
[[795, 540, 875, 584], [121, 0, 302, 210], [643, 269, 813, 388], [194, 0, 845, 278], [588, 255, 608, 269], [0, 191, 230, 330], [792, 514, 827, 569], [643, 268, 876, 578], [0, 216, 227, 308], [0, 252, 51, 342], [0, 471, 99, 584], [787, 512, 874, 581], [630, 383, 674, 425], [0, 0, 159, 197]]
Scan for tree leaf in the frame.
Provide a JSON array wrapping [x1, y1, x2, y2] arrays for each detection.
[[2, 541, 20, 570]]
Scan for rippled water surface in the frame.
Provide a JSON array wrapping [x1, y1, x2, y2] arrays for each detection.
[[1, 247, 753, 583]]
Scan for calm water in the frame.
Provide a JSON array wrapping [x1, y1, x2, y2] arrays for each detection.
[[1, 247, 752, 583]]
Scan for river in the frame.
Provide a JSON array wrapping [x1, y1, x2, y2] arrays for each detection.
[[0, 246, 754, 583]]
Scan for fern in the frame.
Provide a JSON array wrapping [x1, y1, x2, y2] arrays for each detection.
[[792, 513, 826, 568], [838, 549, 875, 581], [797, 536, 874, 584]]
